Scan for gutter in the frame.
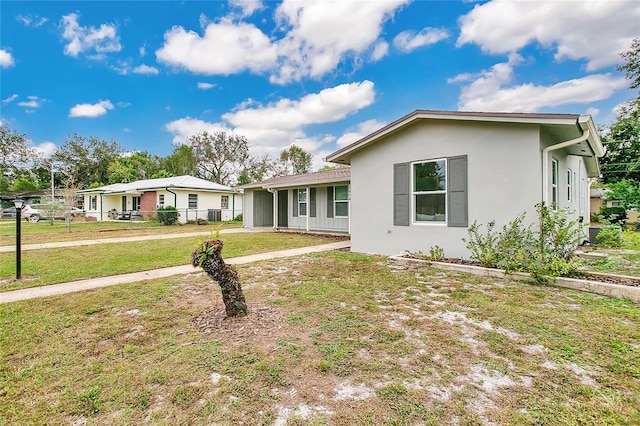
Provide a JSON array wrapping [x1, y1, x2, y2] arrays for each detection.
[[542, 127, 590, 205]]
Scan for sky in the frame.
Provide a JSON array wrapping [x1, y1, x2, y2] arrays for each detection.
[[1, 0, 639, 170]]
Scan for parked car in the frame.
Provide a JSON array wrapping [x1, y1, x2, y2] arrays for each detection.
[[1, 207, 18, 219], [20, 204, 85, 222]]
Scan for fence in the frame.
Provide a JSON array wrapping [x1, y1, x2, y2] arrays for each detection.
[[87, 208, 242, 224]]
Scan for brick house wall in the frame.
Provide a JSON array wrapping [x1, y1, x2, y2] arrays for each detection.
[[141, 191, 157, 220]]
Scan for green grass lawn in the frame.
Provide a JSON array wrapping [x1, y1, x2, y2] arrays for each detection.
[[0, 220, 242, 246], [1, 252, 638, 424], [580, 230, 640, 277], [0, 233, 342, 292]]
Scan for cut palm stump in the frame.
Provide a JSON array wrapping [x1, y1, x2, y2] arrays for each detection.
[[191, 239, 248, 317]]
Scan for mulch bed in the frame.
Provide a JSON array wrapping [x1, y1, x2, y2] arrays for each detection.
[[400, 253, 640, 288]]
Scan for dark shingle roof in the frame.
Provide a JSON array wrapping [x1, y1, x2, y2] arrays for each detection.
[[237, 168, 350, 190]]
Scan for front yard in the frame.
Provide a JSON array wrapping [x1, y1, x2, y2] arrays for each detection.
[[2, 252, 638, 425]]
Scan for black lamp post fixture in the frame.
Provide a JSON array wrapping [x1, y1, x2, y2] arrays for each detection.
[[13, 197, 24, 280]]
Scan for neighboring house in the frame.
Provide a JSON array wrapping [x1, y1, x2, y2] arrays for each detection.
[[324, 110, 604, 258], [78, 175, 242, 222], [590, 188, 608, 215], [0, 190, 77, 208], [239, 168, 351, 234]]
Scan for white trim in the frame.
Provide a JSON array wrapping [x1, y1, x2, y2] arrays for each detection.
[[551, 158, 559, 210], [410, 158, 447, 226], [333, 184, 349, 218]]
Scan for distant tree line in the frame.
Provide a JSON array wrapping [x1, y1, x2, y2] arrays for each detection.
[[0, 128, 315, 192]]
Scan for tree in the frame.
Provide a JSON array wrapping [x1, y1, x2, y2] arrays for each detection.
[[53, 134, 124, 187], [605, 180, 640, 210], [600, 99, 640, 184], [189, 131, 251, 186], [279, 144, 312, 175], [107, 151, 162, 183], [161, 144, 196, 177], [618, 37, 640, 91], [237, 155, 278, 185], [0, 124, 39, 193]]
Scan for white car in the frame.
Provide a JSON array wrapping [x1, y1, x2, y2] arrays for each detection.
[[21, 204, 85, 222]]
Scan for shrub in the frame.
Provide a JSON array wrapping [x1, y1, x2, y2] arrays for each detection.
[[156, 206, 178, 225], [463, 203, 583, 283], [234, 213, 243, 221], [599, 207, 627, 226]]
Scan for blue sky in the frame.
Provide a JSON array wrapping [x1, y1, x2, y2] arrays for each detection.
[[1, 0, 639, 170]]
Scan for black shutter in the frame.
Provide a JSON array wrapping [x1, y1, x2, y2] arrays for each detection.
[[394, 163, 410, 226], [310, 188, 316, 217], [327, 186, 334, 218], [447, 155, 468, 227], [293, 189, 298, 217]]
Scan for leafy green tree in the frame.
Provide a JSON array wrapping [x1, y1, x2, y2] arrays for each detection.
[[279, 144, 312, 175], [605, 180, 640, 210], [0, 124, 38, 192], [161, 145, 196, 177], [600, 99, 640, 184], [238, 155, 277, 185], [618, 37, 640, 91], [53, 134, 124, 187], [10, 177, 38, 191], [189, 131, 251, 186], [107, 151, 162, 183]]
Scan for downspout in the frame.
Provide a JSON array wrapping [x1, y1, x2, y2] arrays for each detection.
[[166, 187, 178, 221], [100, 193, 104, 221], [266, 188, 277, 230], [542, 128, 589, 205]]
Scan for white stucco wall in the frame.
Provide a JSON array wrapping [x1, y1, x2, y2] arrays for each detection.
[[350, 120, 546, 258]]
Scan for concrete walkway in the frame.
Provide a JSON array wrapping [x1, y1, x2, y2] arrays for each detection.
[[0, 240, 350, 303], [0, 227, 263, 252]]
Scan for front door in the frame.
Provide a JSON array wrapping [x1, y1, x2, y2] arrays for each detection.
[[278, 190, 288, 228], [121, 196, 127, 212]]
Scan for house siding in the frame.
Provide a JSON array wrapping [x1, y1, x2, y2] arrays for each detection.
[[140, 191, 156, 219], [285, 185, 349, 233], [350, 120, 542, 258]]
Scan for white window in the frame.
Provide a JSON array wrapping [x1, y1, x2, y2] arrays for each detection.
[[412, 159, 446, 223], [551, 159, 558, 210], [158, 194, 165, 207], [90, 195, 97, 210], [334, 185, 349, 217], [221, 195, 229, 209], [298, 188, 307, 216], [188, 194, 198, 209], [567, 169, 572, 202]]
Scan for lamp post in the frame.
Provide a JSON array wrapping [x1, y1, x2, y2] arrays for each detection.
[[13, 197, 24, 280]]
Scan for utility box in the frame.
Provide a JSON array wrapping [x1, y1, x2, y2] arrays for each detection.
[[589, 225, 622, 245], [207, 209, 222, 222]]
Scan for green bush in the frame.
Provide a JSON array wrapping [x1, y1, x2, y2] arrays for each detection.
[[599, 207, 627, 226], [234, 213, 243, 221], [463, 203, 583, 283], [156, 206, 178, 225]]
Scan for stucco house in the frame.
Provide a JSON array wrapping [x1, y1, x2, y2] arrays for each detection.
[[239, 168, 351, 234], [322, 110, 604, 258], [78, 175, 242, 222]]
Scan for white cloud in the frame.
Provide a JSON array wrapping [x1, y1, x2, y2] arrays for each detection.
[[69, 100, 114, 117], [197, 82, 215, 90], [166, 80, 376, 161], [393, 27, 448, 53], [156, 20, 277, 75], [0, 49, 15, 68], [17, 15, 48, 28], [139, 45, 146, 56], [457, 0, 640, 70], [132, 64, 159, 75], [371, 41, 389, 62], [455, 57, 627, 112], [229, 0, 264, 17], [33, 142, 57, 158], [61, 13, 121, 58], [117, 101, 130, 108], [18, 100, 40, 108], [586, 107, 600, 117], [336, 119, 386, 148], [447, 72, 476, 84], [2, 94, 18, 104], [272, 0, 409, 83]]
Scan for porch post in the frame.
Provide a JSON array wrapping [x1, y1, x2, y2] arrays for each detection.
[[306, 186, 310, 232]]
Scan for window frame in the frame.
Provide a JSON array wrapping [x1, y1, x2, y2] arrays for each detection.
[[567, 168, 572, 202], [333, 185, 349, 218], [90, 195, 97, 210], [551, 158, 558, 210], [158, 194, 165, 207], [188, 194, 198, 209], [298, 188, 307, 217], [221, 195, 229, 209], [132, 196, 141, 211], [411, 158, 447, 226]]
